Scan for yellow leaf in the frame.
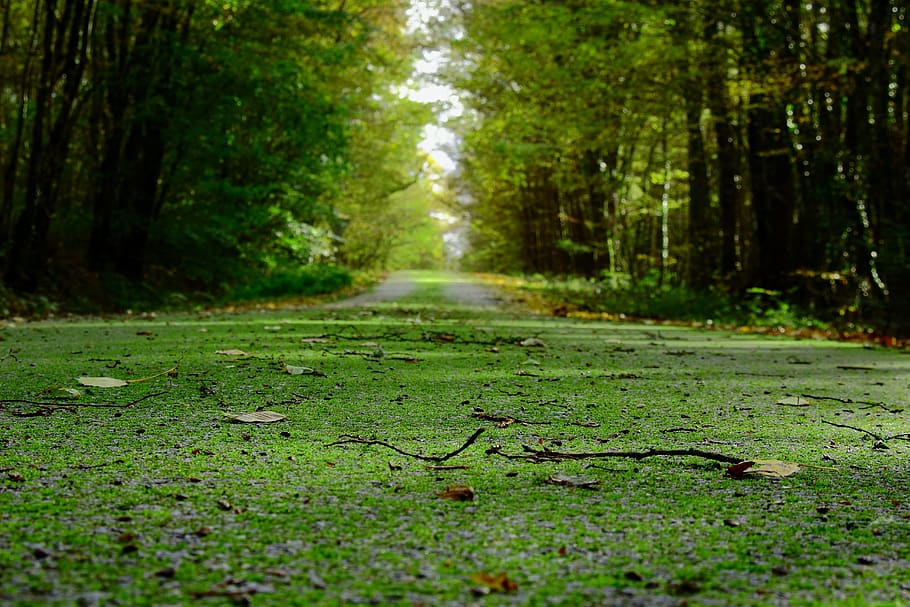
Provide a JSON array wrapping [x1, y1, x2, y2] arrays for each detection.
[[216, 349, 249, 356], [744, 459, 801, 479], [77, 376, 128, 388], [284, 364, 314, 375]]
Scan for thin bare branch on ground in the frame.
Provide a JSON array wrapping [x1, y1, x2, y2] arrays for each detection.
[[822, 419, 910, 444], [329, 428, 486, 462], [485, 444, 743, 464], [0, 391, 168, 416], [802, 393, 901, 412]]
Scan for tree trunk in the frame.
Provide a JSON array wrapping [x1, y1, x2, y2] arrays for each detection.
[[5, 0, 95, 290]]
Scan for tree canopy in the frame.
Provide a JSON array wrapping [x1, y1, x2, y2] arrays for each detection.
[[439, 0, 908, 327], [0, 0, 444, 308], [2, 0, 908, 330]]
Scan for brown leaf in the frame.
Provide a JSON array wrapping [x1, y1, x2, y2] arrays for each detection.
[[7, 471, 26, 482], [470, 572, 517, 593], [216, 499, 232, 511], [726, 461, 756, 479], [436, 484, 474, 501]]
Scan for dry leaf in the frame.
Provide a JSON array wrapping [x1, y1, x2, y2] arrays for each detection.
[[470, 572, 517, 593], [301, 337, 332, 343], [436, 484, 474, 501], [223, 411, 287, 423], [777, 396, 811, 407], [215, 349, 248, 356], [726, 461, 755, 479], [77, 376, 128, 388], [283, 364, 325, 376], [744, 459, 801, 479], [519, 337, 546, 347], [284, 364, 313, 375]]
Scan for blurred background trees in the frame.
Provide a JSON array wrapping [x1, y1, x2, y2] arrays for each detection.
[[441, 0, 908, 328], [1, 0, 907, 332], [0, 0, 445, 309]]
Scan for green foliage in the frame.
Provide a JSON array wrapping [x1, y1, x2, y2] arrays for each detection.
[[226, 263, 353, 302], [524, 273, 827, 330], [438, 0, 910, 329], [0, 0, 430, 309]]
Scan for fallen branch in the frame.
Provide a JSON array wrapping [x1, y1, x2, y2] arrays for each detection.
[[329, 428, 485, 462], [485, 444, 742, 464], [802, 393, 900, 412], [822, 420, 910, 444], [1, 391, 167, 416]]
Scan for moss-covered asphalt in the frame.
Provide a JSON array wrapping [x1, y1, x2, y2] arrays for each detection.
[[1, 271, 909, 606]]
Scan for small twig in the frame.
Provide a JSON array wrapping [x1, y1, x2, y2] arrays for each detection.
[[802, 393, 893, 408], [329, 428, 485, 463], [471, 411, 551, 427], [127, 362, 180, 384], [661, 427, 701, 433], [1, 391, 167, 415], [821, 420, 884, 441], [486, 445, 742, 464], [858, 403, 904, 413], [822, 420, 910, 443]]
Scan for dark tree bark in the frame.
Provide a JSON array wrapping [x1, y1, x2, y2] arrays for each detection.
[[5, 0, 95, 290], [88, 1, 193, 280], [685, 93, 712, 289], [740, 0, 798, 290]]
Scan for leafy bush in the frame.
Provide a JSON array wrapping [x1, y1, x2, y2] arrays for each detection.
[[524, 274, 824, 329], [226, 263, 352, 302]]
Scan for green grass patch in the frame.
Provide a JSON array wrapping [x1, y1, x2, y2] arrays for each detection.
[[1, 272, 909, 605]]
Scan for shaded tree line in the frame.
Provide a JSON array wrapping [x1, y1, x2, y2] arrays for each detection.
[[0, 0, 440, 308], [443, 0, 908, 325]]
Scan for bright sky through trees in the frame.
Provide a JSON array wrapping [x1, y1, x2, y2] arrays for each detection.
[[405, 0, 460, 173]]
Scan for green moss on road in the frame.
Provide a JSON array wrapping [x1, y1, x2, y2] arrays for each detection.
[[2, 272, 909, 606]]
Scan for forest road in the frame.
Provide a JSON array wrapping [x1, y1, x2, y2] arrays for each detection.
[[326, 270, 503, 308]]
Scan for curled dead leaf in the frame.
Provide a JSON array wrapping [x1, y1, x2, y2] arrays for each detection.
[[436, 484, 474, 501]]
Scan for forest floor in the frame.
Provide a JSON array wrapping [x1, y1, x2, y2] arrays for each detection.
[[2, 270, 910, 606]]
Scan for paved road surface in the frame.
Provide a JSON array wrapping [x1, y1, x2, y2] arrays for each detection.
[[327, 271, 501, 308]]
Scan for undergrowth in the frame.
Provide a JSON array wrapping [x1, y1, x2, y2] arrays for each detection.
[[508, 273, 854, 332]]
